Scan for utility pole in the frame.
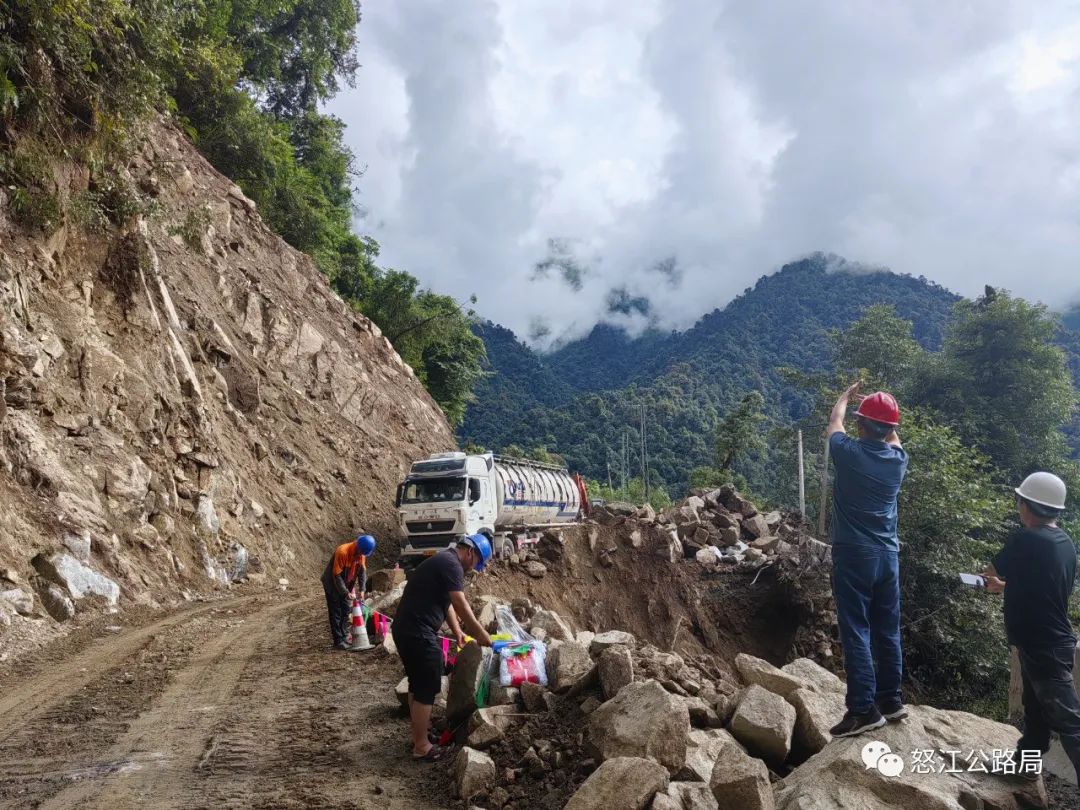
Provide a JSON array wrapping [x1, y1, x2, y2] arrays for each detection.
[[606, 460, 612, 491], [817, 434, 831, 537], [640, 403, 650, 502], [797, 429, 806, 518]]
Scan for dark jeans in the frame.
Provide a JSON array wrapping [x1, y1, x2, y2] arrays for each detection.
[[1017, 644, 1080, 782], [832, 544, 902, 714], [322, 578, 350, 645]]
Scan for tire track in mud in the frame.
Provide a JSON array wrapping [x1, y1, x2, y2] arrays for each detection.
[[0, 593, 449, 810]]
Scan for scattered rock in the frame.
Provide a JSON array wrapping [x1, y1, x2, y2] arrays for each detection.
[[564, 756, 669, 810], [590, 630, 637, 656], [524, 560, 547, 578], [679, 728, 739, 782], [531, 608, 575, 641], [31, 553, 120, 605], [665, 781, 719, 810], [599, 644, 634, 699], [735, 653, 808, 699], [742, 513, 769, 539], [520, 681, 547, 713], [774, 705, 1044, 810], [467, 706, 521, 749], [729, 683, 795, 762], [709, 736, 774, 810], [454, 747, 496, 800], [587, 679, 690, 774], [35, 581, 75, 621], [789, 686, 845, 756], [0, 587, 34, 615], [549, 641, 595, 693], [447, 643, 492, 727], [780, 658, 845, 695]]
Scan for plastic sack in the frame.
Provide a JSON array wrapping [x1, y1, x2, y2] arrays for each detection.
[[495, 605, 533, 643], [498, 641, 548, 687]]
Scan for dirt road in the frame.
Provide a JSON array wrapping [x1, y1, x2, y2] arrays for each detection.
[[0, 590, 450, 809]]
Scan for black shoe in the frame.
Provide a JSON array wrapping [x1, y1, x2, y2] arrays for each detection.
[[333, 641, 349, 650], [877, 699, 908, 721], [830, 708, 886, 738]]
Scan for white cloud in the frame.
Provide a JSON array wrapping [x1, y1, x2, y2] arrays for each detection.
[[326, 0, 1080, 345]]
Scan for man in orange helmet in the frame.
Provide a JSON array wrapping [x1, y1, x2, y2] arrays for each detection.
[[826, 382, 909, 738]]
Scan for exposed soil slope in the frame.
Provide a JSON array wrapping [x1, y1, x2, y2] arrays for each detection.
[[0, 120, 453, 659]]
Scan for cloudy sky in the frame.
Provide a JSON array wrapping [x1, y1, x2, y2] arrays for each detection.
[[327, 0, 1080, 345]]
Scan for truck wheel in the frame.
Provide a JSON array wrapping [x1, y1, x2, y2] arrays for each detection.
[[499, 537, 516, 560]]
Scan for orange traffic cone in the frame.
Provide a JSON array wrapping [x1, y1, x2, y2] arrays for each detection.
[[348, 597, 373, 651]]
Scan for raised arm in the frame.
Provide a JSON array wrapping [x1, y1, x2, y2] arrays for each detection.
[[829, 381, 861, 437]]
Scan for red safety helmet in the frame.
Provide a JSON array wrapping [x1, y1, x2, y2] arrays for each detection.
[[854, 391, 900, 426]]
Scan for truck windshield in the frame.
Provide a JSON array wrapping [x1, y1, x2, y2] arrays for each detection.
[[401, 477, 467, 504]]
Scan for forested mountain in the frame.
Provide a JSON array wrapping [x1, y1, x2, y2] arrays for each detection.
[[461, 256, 963, 498]]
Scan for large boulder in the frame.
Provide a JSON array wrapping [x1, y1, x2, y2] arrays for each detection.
[[735, 653, 808, 699], [549, 640, 595, 693], [774, 705, 1046, 810], [599, 644, 634, 699], [31, 553, 120, 605], [35, 581, 75, 621], [454, 747, 495, 800], [729, 684, 796, 762], [587, 679, 691, 774], [664, 782, 718, 810], [467, 705, 521, 749], [742, 513, 769, 539], [709, 736, 774, 810], [590, 630, 637, 656], [104, 455, 151, 502], [565, 756, 669, 810], [780, 658, 845, 695], [679, 728, 739, 782], [447, 642, 492, 727], [789, 686, 846, 756], [530, 608, 575, 641]]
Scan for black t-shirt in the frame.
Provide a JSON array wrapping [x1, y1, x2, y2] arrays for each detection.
[[393, 549, 465, 639], [993, 525, 1078, 649]]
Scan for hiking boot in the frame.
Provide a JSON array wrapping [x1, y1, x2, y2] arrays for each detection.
[[877, 699, 908, 721], [830, 708, 886, 738]]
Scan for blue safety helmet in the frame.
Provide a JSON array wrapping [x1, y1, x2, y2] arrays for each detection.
[[355, 534, 376, 556], [460, 532, 492, 572]]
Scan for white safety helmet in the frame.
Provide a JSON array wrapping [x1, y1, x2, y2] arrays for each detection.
[[1015, 472, 1067, 510]]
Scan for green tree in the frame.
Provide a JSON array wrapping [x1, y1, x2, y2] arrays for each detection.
[[715, 391, 766, 471], [893, 410, 1012, 711], [913, 288, 1078, 483], [832, 304, 924, 395]]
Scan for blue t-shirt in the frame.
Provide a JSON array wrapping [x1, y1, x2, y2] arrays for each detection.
[[829, 432, 908, 551]]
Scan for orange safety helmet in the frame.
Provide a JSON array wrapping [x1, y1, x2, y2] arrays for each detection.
[[854, 391, 900, 426]]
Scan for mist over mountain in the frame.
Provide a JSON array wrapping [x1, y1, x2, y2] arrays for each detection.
[[461, 256, 964, 497]]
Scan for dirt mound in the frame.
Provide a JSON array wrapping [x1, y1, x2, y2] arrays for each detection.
[[0, 120, 453, 660], [477, 491, 837, 677]]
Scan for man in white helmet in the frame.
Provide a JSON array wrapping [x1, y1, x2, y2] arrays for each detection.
[[984, 471, 1080, 783]]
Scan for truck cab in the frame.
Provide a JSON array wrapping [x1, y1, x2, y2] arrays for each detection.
[[396, 452, 497, 568]]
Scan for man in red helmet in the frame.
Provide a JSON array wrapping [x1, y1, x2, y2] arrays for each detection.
[[826, 382, 909, 738]]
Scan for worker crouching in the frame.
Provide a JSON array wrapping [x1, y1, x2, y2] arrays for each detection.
[[392, 531, 493, 761], [322, 534, 376, 650]]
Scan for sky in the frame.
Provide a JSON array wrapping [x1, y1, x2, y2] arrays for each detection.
[[327, 0, 1080, 346]]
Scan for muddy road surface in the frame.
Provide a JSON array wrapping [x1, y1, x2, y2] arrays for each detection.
[[0, 591, 450, 809]]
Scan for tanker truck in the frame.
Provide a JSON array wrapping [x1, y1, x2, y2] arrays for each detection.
[[395, 451, 588, 569]]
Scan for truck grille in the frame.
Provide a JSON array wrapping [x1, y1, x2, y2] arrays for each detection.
[[406, 520, 456, 534], [406, 532, 460, 549]]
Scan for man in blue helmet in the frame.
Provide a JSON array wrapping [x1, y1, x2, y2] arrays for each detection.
[[392, 531, 493, 761], [322, 534, 376, 650]]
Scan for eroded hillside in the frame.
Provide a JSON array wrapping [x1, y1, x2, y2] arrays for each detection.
[[0, 121, 454, 657]]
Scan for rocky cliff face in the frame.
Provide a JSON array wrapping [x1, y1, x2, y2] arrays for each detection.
[[0, 121, 453, 655]]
